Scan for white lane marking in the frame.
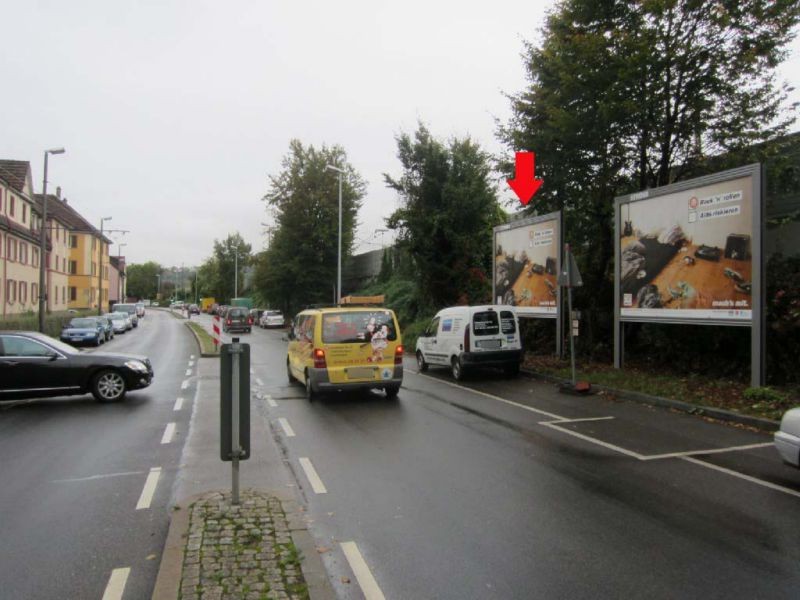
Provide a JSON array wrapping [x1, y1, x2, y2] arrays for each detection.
[[682, 456, 800, 499], [250, 368, 255, 375], [188, 360, 195, 367], [185, 369, 192, 377], [181, 380, 189, 390], [53, 471, 143, 483], [256, 377, 264, 387], [644, 442, 774, 461], [161, 422, 176, 444], [340, 541, 386, 600], [541, 416, 616, 424], [540, 421, 647, 459], [174, 397, 184, 411], [266, 395, 278, 408], [101, 567, 131, 600], [278, 418, 295, 437], [411, 371, 565, 420], [136, 467, 162, 510], [298, 457, 327, 494], [190, 354, 195, 360]]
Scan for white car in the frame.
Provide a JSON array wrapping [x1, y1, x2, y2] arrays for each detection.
[[259, 310, 285, 328], [775, 407, 800, 468], [105, 312, 130, 334]]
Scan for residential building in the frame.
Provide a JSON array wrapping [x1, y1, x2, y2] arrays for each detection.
[[109, 255, 126, 305], [0, 160, 50, 318], [31, 189, 71, 313]]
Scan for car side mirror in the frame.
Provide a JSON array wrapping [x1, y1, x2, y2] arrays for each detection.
[[47, 352, 58, 361]]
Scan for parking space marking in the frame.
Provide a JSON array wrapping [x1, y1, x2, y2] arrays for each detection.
[[190, 354, 195, 360], [266, 395, 278, 408], [278, 418, 295, 437], [161, 423, 176, 444], [299, 458, 327, 494], [54, 471, 143, 483], [340, 542, 386, 600], [181, 380, 189, 390], [682, 456, 800, 499], [256, 377, 264, 387], [644, 442, 774, 461], [174, 397, 184, 411], [540, 421, 647, 459], [101, 567, 130, 600], [136, 467, 162, 510], [541, 416, 616, 424]]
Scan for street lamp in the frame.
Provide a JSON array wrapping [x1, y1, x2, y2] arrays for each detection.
[[156, 273, 161, 300], [97, 217, 112, 314], [234, 252, 238, 299], [117, 243, 127, 303], [325, 164, 344, 303], [38, 147, 65, 332]]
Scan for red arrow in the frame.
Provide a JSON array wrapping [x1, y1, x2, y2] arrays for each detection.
[[507, 151, 543, 206]]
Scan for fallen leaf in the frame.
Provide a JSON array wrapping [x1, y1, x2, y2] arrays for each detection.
[[146, 554, 157, 561], [316, 546, 331, 554], [341, 577, 351, 584]]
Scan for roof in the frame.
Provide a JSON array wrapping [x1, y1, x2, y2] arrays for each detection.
[[0, 160, 31, 194], [32, 193, 114, 243]]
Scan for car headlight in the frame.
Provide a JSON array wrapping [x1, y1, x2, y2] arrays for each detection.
[[124, 360, 149, 373]]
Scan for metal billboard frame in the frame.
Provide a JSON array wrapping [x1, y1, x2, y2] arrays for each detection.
[[493, 211, 563, 357], [613, 164, 764, 386]]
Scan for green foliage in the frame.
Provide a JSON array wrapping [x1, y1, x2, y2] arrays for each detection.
[[385, 124, 505, 311], [766, 252, 800, 382], [743, 386, 788, 404], [0, 311, 84, 338], [256, 140, 366, 315], [126, 261, 162, 300]]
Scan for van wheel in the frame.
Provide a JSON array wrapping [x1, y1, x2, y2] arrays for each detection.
[[416, 351, 428, 372], [385, 384, 400, 399], [505, 363, 520, 377], [451, 357, 464, 381], [305, 372, 316, 402], [287, 359, 296, 383]]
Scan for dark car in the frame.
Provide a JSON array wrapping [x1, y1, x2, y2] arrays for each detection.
[[61, 317, 106, 347], [112, 303, 139, 328], [0, 331, 154, 402], [189, 304, 200, 315], [223, 307, 252, 333], [91, 316, 115, 342]]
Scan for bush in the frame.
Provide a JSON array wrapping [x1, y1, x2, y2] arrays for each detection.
[[0, 311, 83, 338]]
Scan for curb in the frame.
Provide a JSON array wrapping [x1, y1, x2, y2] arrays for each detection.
[[151, 491, 335, 600], [521, 368, 780, 432], [183, 321, 218, 358]]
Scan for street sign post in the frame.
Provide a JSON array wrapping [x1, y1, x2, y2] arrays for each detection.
[[558, 244, 584, 387], [220, 338, 251, 505]]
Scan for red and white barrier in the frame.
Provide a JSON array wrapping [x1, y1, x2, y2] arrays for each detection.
[[212, 315, 221, 350]]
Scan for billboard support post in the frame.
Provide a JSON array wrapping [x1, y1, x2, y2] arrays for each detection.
[[220, 338, 251, 505]]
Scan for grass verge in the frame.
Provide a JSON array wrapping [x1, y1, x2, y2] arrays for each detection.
[[186, 321, 217, 355], [524, 354, 799, 422]]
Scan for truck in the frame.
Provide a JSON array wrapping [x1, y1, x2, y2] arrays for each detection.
[[200, 297, 216, 313], [231, 297, 254, 310]]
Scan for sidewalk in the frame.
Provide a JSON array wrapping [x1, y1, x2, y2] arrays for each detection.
[[152, 354, 333, 600]]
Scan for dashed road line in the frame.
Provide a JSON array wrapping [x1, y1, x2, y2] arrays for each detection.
[[278, 418, 295, 437], [256, 377, 264, 387], [136, 467, 162, 510], [190, 354, 195, 360], [188, 360, 195, 367], [174, 397, 184, 411], [266, 396, 278, 408], [53, 471, 143, 483], [161, 422, 176, 444], [542, 416, 616, 424], [681, 456, 800, 499], [181, 380, 189, 390], [101, 567, 131, 600], [185, 369, 192, 377], [298, 457, 327, 494], [340, 542, 386, 600]]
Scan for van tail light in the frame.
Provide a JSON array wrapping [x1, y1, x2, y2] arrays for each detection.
[[464, 326, 470, 351], [395, 345, 404, 365], [313, 348, 327, 369], [227, 319, 232, 326], [248, 318, 253, 325]]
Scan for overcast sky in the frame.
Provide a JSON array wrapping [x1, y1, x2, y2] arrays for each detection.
[[2, 1, 798, 267]]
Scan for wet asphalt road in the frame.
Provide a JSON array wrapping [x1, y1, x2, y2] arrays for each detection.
[[0, 309, 195, 600], [200, 314, 800, 600]]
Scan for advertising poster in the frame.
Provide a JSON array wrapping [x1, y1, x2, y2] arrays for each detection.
[[494, 213, 560, 317], [618, 175, 755, 322]]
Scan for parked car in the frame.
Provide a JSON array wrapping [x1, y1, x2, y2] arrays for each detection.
[[152, 301, 160, 307], [415, 305, 522, 380], [222, 307, 252, 333], [105, 312, 130, 334], [260, 310, 285, 328], [112, 303, 139, 328], [91, 315, 115, 342], [249, 308, 265, 324], [189, 304, 200, 315], [60, 317, 106, 347], [287, 306, 403, 400], [0, 331, 154, 402], [135, 302, 146, 318], [775, 408, 800, 468]]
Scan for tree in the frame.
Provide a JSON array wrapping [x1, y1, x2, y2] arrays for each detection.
[[126, 261, 162, 299], [385, 124, 505, 309], [257, 140, 365, 314], [499, 0, 800, 351], [209, 234, 252, 303]]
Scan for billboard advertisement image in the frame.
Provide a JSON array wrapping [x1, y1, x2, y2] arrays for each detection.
[[494, 213, 561, 317], [617, 170, 759, 323]]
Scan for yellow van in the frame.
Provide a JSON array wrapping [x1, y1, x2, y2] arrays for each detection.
[[286, 306, 404, 400]]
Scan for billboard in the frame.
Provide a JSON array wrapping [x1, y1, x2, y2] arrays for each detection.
[[493, 212, 561, 318], [615, 165, 761, 325]]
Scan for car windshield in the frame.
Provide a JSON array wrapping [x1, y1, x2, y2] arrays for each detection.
[[70, 318, 97, 328], [266, 311, 282, 317], [322, 310, 397, 344], [114, 305, 135, 313], [106, 313, 125, 320]]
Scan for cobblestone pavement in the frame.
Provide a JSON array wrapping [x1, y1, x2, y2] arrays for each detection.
[[179, 490, 308, 600]]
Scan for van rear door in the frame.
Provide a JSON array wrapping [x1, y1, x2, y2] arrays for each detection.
[[470, 309, 507, 351]]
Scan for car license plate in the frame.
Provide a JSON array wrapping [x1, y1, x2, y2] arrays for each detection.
[[477, 339, 501, 349], [347, 367, 375, 380]]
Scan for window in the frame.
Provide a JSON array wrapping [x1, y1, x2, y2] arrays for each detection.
[[62, 286, 66, 304], [22, 204, 27, 223], [69, 260, 77, 275], [32, 283, 38, 303], [0, 336, 53, 357], [6, 280, 16, 304], [70, 235, 77, 248], [321, 311, 397, 344], [472, 311, 500, 336], [33, 248, 39, 268], [7, 238, 17, 261], [500, 311, 517, 334], [9, 196, 14, 217], [21, 243, 28, 265], [20, 282, 28, 304], [69, 287, 77, 301], [425, 316, 441, 337]]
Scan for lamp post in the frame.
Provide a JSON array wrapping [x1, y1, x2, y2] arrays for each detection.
[[117, 243, 127, 304], [234, 252, 238, 299], [156, 273, 161, 300], [38, 147, 65, 332], [325, 164, 344, 303], [97, 217, 112, 315]]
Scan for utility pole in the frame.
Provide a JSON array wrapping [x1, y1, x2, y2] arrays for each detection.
[[38, 147, 65, 332]]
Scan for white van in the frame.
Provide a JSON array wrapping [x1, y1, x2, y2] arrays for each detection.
[[415, 305, 522, 380]]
